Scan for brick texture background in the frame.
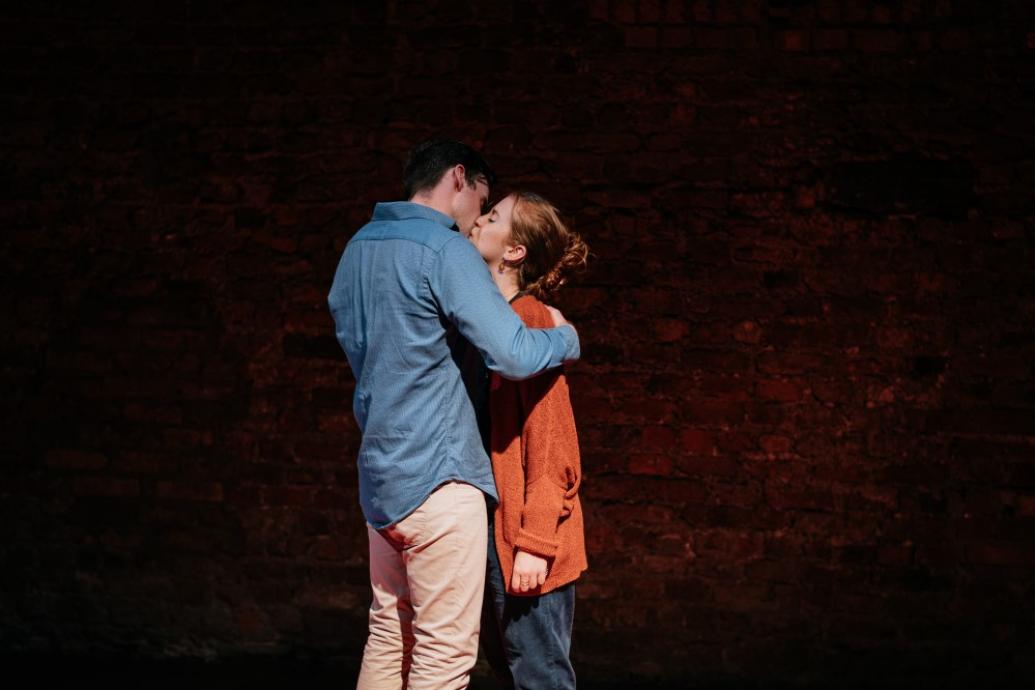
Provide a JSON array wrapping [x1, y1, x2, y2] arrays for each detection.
[[3, 1, 1034, 686]]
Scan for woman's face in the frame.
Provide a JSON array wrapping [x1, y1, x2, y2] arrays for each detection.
[[469, 194, 518, 266]]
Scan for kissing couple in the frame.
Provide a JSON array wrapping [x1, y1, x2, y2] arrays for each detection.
[[328, 139, 589, 689]]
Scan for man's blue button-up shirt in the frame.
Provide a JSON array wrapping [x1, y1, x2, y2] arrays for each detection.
[[327, 201, 580, 529]]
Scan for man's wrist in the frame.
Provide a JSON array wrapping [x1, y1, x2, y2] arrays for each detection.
[[558, 323, 580, 361]]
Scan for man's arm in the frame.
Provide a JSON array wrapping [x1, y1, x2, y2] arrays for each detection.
[[430, 235, 580, 380]]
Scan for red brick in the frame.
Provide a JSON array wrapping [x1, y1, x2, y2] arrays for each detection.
[[662, 0, 685, 23], [765, 480, 835, 511], [661, 26, 693, 48], [624, 26, 657, 48], [628, 454, 674, 476], [817, 0, 839, 21], [73, 477, 140, 498], [45, 450, 108, 470], [1017, 495, 1035, 517], [759, 435, 793, 455], [732, 320, 762, 344], [157, 481, 225, 502], [678, 429, 716, 455], [778, 30, 809, 52], [640, 425, 676, 450], [714, 0, 739, 24], [694, 28, 729, 50], [653, 317, 688, 342], [613, 0, 636, 23], [689, 0, 710, 22], [966, 542, 1035, 567], [638, 0, 661, 23], [877, 544, 913, 566], [679, 454, 738, 476], [683, 400, 747, 425], [814, 29, 848, 52], [755, 379, 805, 403], [873, 4, 895, 23], [853, 29, 903, 52], [261, 486, 316, 506], [939, 29, 972, 51]]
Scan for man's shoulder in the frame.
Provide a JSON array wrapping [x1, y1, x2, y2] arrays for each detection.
[[349, 217, 459, 253]]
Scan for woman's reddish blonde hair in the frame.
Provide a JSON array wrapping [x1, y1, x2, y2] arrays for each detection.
[[508, 192, 588, 300]]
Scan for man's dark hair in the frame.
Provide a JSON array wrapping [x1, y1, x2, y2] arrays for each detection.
[[403, 139, 497, 200]]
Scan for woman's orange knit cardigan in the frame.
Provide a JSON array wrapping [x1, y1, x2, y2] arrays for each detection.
[[490, 293, 588, 596]]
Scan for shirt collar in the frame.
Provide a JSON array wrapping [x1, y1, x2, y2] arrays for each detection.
[[371, 201, 460, 232]]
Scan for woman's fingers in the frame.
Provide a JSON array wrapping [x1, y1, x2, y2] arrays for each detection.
[[511, 561, 548, 592]]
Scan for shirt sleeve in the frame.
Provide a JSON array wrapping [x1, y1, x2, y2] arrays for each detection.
[[430, 235, 580, 380], [512, 367, 583, 559]]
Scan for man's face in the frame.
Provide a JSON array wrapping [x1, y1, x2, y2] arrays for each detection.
[[453, 174, 490, 237]]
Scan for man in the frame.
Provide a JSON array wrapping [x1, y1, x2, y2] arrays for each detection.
[[327, 139, 580, 690]]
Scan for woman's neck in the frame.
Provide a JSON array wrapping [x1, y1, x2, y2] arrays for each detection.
[[491, 263, 522, 302]]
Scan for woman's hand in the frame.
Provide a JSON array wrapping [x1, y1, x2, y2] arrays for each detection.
[[545, 304, 573, 330], [511, 549, 549, 593]]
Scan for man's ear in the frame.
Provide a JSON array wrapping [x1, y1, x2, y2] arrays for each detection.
[[452, 164, 467, 191]]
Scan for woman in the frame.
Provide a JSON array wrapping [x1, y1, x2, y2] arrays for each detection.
[[468, 191, 589, 689]]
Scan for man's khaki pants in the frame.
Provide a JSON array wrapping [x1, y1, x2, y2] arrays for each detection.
[[357, 481, 488, 690]]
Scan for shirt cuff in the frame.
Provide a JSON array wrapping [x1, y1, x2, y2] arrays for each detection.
[[556, 324, 580, 363], [514, 527, 561, 559]]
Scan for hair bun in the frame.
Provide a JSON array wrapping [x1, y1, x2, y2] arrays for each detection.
[[536, 233, 588, 297], [510, 192, 590, 301]]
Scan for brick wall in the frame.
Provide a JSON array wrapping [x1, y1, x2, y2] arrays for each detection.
[[3, 1, 1034, 685]]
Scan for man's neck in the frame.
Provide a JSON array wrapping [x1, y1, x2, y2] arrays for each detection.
[[409, 192, 453, 222]]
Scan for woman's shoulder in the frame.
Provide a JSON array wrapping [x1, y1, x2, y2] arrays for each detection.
[[511, 294, 553, 328]]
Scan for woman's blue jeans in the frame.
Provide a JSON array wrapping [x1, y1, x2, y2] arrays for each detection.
[[481, 514, 577, 690]]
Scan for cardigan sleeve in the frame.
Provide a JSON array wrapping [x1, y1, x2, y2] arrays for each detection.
[[511, 300, 583, 559]]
